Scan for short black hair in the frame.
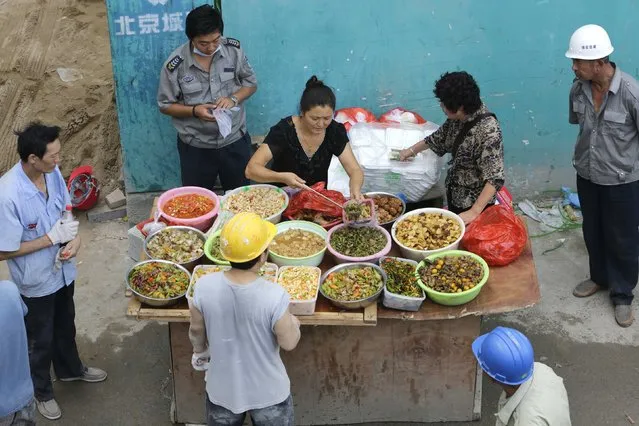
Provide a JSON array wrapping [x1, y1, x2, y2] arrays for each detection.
[[185, 5, 223, 39], [300, 75, 336, 114], [229, 250, 266, 271], [15, 122, 60, 162], [434, 71, 482, 115]]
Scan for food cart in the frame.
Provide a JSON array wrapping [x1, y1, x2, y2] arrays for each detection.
[[126, 201, 539, 425]]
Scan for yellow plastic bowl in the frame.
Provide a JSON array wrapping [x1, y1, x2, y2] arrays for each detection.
[[415, 250, 489, 306]]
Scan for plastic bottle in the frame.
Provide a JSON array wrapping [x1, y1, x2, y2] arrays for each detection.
[[60, 205, 74, 249], [62, 205, 74, 223]]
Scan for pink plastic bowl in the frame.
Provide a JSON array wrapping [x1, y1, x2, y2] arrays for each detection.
[[157, 186, 220, 231], [326, 223, 392, 264]]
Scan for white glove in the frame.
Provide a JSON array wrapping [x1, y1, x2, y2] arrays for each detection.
[[47, 219, 79, 245], [192, 349, 210, 371]]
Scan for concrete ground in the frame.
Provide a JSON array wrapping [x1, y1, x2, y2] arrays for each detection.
[[2, 216, 638, 426]]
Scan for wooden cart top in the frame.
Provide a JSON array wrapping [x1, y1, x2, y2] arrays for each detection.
[[126, 202, 540, 326]]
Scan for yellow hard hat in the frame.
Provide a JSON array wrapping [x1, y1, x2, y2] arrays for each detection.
[[219, 212, 277, 263]]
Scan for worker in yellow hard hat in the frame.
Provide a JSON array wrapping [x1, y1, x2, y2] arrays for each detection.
[[188, 212, 301, 424], [217, 211, 278, 263]]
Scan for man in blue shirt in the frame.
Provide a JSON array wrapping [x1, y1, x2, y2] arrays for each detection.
[[0, 281, 36, 426], [0, 123, 107, 420]]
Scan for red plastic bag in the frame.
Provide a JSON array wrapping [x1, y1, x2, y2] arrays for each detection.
[[334, 107, 376, 131], [378, 107, 426, 124], [283, 182, 346, 226], [462, 205, 527, 266], [495, 186, 514, 211]]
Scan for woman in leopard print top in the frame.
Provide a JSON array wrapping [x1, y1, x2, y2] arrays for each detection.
[[400, 71, 505, 224]]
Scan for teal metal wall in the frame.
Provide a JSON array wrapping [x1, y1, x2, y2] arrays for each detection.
[[108, 0, 638, 194], [106, 0, 211, 192]]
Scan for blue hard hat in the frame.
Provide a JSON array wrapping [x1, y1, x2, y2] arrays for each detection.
[[472, 326, 534, 386]]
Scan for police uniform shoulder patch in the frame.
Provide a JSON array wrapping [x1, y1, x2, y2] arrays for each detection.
[[166, 55, 184, 73], [225, 38, 241, 49]]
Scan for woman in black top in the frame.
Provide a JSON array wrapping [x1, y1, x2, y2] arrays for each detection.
[[245, 76, 365, 200]]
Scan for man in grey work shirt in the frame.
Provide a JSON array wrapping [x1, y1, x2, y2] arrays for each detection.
[[157, 5, 257, 192], [566, 24, 639, 327]]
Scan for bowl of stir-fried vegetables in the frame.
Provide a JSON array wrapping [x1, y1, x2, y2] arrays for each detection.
[[127, 260, 191, 307], [320, 263, 386, 309]]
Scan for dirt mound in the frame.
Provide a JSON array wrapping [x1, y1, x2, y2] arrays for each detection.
[[0, 0, 121, 194]]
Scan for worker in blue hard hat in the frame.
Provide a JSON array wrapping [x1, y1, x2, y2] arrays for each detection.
[[472, 327, 571, 426]]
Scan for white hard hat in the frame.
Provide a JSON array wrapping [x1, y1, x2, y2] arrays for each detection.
[[565, 24, 614, 60]]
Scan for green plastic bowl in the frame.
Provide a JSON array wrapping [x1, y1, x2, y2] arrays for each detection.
[[204, 230, 230, 266], [268, 220, 328, 267], [415, 250, 489, 306]]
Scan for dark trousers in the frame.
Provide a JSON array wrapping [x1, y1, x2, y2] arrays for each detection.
[[577, 175, 639, 305], [22, 283, 84, 401], [177, 133, 251, 192]]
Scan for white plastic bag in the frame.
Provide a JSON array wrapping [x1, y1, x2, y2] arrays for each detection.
[[213, 108, 233, 138], [328, 121, 442, 202], [378, 108, 426, 124], [142, 210, 167, 235]]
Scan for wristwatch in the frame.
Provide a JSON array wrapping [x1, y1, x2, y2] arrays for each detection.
[[230, 95, 238, 106]]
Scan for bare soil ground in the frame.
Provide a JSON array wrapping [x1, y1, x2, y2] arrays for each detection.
[[0, 0, 121, 193]]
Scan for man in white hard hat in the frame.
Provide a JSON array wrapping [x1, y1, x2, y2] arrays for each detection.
[[566, 24, 639, 327]]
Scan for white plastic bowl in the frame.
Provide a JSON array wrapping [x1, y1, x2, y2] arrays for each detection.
[[391, 208, 466, 262], [276, 265, 322, 315], [268, 220, 328, 267], [222, 184, 289, 224]]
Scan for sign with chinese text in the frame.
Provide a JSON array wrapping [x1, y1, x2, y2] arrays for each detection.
[[105, 0, 212, 192]]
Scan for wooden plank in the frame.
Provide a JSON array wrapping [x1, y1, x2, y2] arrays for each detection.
[[126, 291, 375, 326], [126, 297, 141, 318], [167, 315, 482, 425], [378, 230, 540, 321], [282, 316, 482, 425], [363, 302, 377, 324], [298, 312, 375, 327]]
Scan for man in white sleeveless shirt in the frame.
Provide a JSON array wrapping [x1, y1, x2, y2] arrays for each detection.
[[189, 212, 301, 426]]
